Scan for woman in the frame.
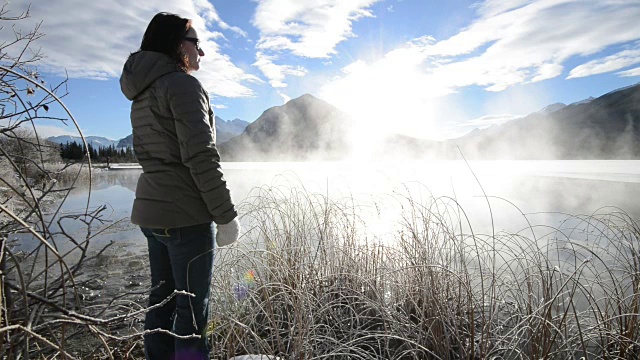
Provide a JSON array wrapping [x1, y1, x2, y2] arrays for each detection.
[[120, 12, 240, 360]]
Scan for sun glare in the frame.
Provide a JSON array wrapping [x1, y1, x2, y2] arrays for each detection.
[[320, 56, 449, 160]]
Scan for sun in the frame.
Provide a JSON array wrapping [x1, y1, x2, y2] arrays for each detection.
[[319, 58, 446, 160]]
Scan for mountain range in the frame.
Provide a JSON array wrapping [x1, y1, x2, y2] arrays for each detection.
[[48, 83, 640, 160], [46, 135, 119, 148], [47, 116, 250, 149], [442, 84, 639, 159], [220, 84, 640, 160]]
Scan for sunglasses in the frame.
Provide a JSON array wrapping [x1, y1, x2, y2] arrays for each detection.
[[184, 37, 202, 52]]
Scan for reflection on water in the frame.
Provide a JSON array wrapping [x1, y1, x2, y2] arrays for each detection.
[[13, 161, 640, 253], [223, 160, 640, 237]]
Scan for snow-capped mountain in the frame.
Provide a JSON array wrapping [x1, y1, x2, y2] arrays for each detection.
[[114, 116, 249, 149], [47, 135, 118, 148]]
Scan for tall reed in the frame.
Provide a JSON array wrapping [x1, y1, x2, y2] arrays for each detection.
[[209, 183, 640, 359]]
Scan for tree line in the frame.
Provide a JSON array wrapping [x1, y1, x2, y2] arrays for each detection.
[[59, 141, 136, 163]]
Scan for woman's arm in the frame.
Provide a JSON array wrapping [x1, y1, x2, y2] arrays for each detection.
[[167, 74, 237, 224]]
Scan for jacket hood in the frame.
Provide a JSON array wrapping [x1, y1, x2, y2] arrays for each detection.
[[120, 51, 182, 100]]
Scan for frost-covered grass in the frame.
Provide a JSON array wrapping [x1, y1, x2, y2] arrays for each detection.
[[209, 183, 640, 359]]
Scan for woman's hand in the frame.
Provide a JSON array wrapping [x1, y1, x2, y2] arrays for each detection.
[[216, 218, 240, 247]]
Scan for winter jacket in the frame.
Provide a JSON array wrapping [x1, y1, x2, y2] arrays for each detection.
[[119, 51, 237, 228]]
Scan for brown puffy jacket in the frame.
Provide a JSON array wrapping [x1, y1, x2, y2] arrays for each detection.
[[120, 51, 237, 228]]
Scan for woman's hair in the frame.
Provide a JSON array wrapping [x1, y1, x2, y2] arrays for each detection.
[[139, 12, 192, 72]]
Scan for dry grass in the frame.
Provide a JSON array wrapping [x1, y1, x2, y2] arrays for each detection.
[[208, 183, 640, 359], [4, 176, 638, 359]]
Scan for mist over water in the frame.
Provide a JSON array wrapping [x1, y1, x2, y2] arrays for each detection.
[[16, 160, 637, 255], [223, 160, 640, 214]]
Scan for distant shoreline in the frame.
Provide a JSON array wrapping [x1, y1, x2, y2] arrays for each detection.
[[92, 163, 141, 170]]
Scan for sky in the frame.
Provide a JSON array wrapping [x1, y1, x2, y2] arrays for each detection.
[[5, 0, 640, 141]]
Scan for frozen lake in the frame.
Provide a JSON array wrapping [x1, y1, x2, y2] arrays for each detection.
[[16, 160, 640, 253]]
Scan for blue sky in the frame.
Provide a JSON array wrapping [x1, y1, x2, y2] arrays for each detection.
[[7, 0, 640, 141]]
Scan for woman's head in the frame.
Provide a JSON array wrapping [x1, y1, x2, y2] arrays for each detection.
[[140, 12, 205, 73], [182, 26, 205, 72]]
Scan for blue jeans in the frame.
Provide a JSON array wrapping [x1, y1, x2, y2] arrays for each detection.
[[140, 222, 214, 360]]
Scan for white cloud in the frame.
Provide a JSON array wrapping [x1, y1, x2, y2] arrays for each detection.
[[327, 1, 640, 92], [472, 0, 533, 18], [421, 1, 640, 90], [365, 0, 640, 92], [253, 52, 307, 88], [32, 124, 79, 138], [2, 0, 257, 98], [278, 92, 292, 103], [252, 0, 381, 58], [617, 67, 640, 77], [192, 0, 247, 38], [532, 63, 565, 82], [320, 0, 640, 139], [568, 48, 640, 79], [460, 114, 522, 127]]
